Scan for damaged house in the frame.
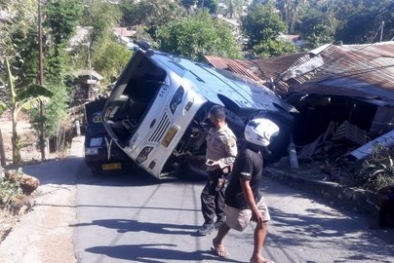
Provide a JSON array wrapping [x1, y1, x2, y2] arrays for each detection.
[[205, 41, 394, 167]]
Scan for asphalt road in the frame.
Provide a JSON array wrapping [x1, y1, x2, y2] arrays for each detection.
[[72, 139, 394, 263]]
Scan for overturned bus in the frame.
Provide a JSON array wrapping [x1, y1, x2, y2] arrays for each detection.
[[102, 46, 296, 179]]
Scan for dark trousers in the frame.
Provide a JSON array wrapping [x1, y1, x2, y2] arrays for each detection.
[[379, 199, 394, 226], [201, 169, 226, 224]]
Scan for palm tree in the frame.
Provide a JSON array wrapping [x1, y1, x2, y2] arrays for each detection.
[[225, 0, 244, 19], [276, 0, 309, 33]]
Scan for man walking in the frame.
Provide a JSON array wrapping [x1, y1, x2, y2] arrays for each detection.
[[197, 105, 238, 236], [212, 118, 279, 263]]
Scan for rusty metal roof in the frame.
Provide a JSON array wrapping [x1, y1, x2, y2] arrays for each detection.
[[205, 41, 394, 106], [205, 52, 308, 81], [288, 42, 394, 106]]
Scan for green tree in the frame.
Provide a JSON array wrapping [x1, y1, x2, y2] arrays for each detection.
[[70, 1, 124, 82], [333, 0, 394, 44], [303, 24, 334, 49], [0, 0, 53, 164], [80, 0, 121, 49], [181, 0, 197, 11], [197, 0, 218, 13], [93, 41, 132, 83], [30, 0, 83, 152], [241, 4, 287, 50], [156, 10, 241, 61], [45, 0, 82, 45], [298, 7, 335, 49], [134, 0, 186, 42], [276, 0, 310, 34], [1, 0, 83, 157], [252, 39, 297, 58], [119, 0, 139, 26], [224, 0, 244, 19], [120, 0, 184, 28]]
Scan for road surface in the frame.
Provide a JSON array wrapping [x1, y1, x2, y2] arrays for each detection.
[[0, 137, 393, 263]]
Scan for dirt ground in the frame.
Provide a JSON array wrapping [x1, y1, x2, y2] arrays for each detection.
[[0, 118, 39, 244], [0, 114, 74, 261]]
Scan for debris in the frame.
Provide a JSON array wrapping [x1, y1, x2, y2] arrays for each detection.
[[349, 129, 394, 161], [332, 121, 367, 145]]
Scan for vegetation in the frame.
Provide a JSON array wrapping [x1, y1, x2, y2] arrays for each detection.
[[297, 8, 335, 49], [181, 0, 197, 11], [47, 0, 394, 65], [197, 0, 218, 14], [348, 145, 394, 191], [241, 3, 297, 58], [0, 0, 54, 164], [0, 177, 23, 208], [93, 41, 132, 83], [223, 0, 244, 19], [156, 10, 242, 61], [120, 0, 186, 44], [4, 58, 52, 164], [34, 0, 83, 149]]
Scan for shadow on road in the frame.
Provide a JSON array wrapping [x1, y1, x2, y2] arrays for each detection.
[[22, 157, 82, 185], [21, 156, 206, 188], [268, 200, 394, 260], [76, 163, 207, 188], [86, 243, 243, 263], [72, 219, 244, 262], [71, 219, 198, 236]]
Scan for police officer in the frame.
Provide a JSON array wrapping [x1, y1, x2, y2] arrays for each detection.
[[197, 105, 238, 236]]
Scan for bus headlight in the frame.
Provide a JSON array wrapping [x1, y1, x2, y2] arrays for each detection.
[[170, 86, 184, 114], [85, 147, 99, 155], [135, 146, 153, 164]]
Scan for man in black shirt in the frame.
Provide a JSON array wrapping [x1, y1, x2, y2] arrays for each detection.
[[212, 118, 279, 263]]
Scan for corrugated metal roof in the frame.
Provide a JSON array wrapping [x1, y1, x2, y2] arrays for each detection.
[[205, 56, 263, 82], [205, 41, 394, 106], [289, 42, 394, 105]]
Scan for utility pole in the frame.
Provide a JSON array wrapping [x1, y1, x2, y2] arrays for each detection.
[[380, 21, 385, 42], [87, 41, 92, 81], [38, 0, 46, 161]]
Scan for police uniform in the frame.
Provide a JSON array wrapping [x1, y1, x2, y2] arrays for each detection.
[[201, 124, 237, 228]]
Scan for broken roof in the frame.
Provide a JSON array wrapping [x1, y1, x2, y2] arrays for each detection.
[[69, 70, 103, 81], [205, 41, 394, 106]]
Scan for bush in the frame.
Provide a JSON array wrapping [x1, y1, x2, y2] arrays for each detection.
[[0, 177, 23, 208], [351, 145, 394, 191]]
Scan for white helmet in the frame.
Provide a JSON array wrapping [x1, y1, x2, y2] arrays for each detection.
[[244, 118, 280, 147]]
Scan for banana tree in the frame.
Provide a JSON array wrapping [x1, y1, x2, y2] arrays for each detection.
[[4, 57, 52, 164], [0, 100, 7, 168]]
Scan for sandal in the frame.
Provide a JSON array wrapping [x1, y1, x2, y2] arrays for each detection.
[[211, 246, 230, 258], [250, 259, 276, 263]]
